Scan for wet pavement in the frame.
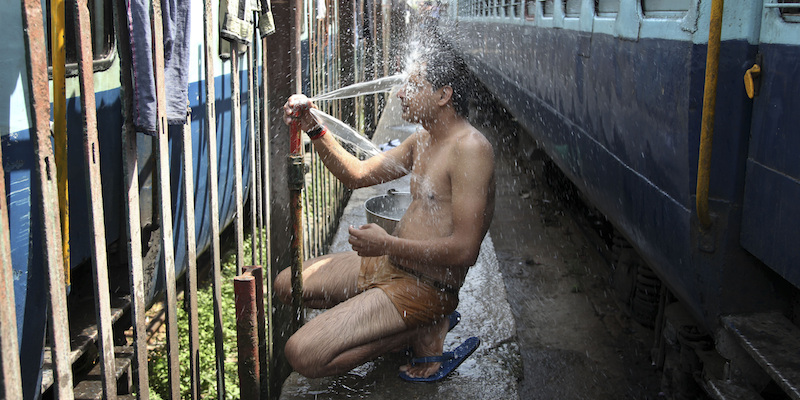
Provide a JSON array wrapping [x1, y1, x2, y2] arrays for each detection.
[[279, 94, 521, 399], [477, 104, 662, 399]]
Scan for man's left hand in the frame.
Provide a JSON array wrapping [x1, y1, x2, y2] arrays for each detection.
[[348, 224, 390, 257]]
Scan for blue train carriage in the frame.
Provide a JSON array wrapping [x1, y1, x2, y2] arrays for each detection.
[[442, 0, 800, 395], [2, 0, 255, 397]]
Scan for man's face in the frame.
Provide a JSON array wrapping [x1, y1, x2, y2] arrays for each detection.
[[397, 65, 438, 124]]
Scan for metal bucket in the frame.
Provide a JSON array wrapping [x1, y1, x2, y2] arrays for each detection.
[[364, 189, 411, 233]]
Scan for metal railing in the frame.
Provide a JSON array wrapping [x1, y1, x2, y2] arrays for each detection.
[[6, 0, 267, 398], [303, 0, 353, 260], [3, 0, 403, 398]]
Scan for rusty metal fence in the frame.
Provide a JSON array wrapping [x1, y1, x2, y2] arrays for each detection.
[[300, 0, 403, 260], [302, 0, 350, 260], [2, 0, 402, 399]]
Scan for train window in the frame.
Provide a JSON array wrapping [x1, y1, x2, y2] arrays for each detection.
[[525, 0, 536, 19], [46, 0, 115, 73], [474, 0, 523, 18], [455, 0, 525, 19], [595, 0, 619, 16], [543, 0, 555, 17], [506, 0, 522, 18], [564, 0, 580, 17], [641, 0, 691, 18], [778, 0, 800, 22], [458, 0, 489, 17]]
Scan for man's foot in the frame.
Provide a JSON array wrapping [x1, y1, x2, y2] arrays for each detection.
[[399, 337, 481, 382], [391, 311, 461, 355], [398, 314, 451, 378]]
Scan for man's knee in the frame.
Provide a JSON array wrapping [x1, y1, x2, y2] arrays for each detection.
[[285, 334, 327, 378], [274, 267, 293, 305]]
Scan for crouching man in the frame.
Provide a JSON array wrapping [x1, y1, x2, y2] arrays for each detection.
[[275, 42, 494, 382]]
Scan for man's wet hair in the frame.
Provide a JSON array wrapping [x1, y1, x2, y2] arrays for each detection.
[[417, 36, 472, 118]]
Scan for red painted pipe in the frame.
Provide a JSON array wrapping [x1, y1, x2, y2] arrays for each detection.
[[288, 120, 305, 329], [234, 275, 259, 399], [290, 119, 302, 155], [243, 265, 268, 394]]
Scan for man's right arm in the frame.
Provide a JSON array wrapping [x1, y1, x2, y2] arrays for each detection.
[[310, 130, 414, 189], [284, 94, 414, 189]]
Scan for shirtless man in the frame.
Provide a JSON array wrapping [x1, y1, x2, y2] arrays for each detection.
[[276, 45, 495, 381]]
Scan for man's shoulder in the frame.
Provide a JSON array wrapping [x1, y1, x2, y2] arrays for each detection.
[[452, 125, 493, 155]]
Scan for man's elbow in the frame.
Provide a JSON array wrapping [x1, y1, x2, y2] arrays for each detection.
[[340, 169, 369, 189], [342, 179, 367, 190]]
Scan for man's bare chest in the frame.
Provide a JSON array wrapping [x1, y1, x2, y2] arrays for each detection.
[[409, 151, 451, 203]]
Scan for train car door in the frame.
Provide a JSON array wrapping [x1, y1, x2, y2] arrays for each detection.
[[740, 1, 800, 288]]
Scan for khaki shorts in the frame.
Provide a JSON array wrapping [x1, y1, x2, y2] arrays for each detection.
[[357, 255, 459, 328]]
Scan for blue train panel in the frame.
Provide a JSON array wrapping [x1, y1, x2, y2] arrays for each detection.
[[741, 43, 800, 287], [443, 0, 799, 330]]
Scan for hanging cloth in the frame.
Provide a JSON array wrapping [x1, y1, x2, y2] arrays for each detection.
[[126, 0, 192, 134], [258, 0, 276, 37], [219, 0, 250, 59], [221, 0, 257, 45]]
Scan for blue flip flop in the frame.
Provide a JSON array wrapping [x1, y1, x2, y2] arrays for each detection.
[[399, 336, 480, 382], [447, 310, 461, 331]]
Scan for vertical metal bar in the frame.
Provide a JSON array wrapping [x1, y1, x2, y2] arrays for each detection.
[[247, 43, 258, 267], [232, 53, 245, 276], [73, 1, 118, 397], [150, 0, 181, 397], [308, 154, 315, 257], [254, 121, 262, 265], [323, 156, 331, 248], [259, 39, 271, 262], [313, 12, 322, 258], [234, 275, 259, 400], [696, 0, 724, 230], [181, 119, 201, 400], [303, 8, 313, 259], [252, 36, 264, 267], [120, 115, 151, 399], [302, 179, 310, 260], [258, 36, 273, 400], [314, 152, 322, 256], [92, 1, 106, 53], [203, 1, 226, 396], [255, 111, 264, 264], [289, 120, 304, 329], [0, 137, 22, 400], [112, 0, 150, 396], [51, 0, 70, 289], [20, 0, 74, 397]]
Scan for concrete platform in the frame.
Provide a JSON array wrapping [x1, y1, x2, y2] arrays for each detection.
[[279, 95, 521, 399]]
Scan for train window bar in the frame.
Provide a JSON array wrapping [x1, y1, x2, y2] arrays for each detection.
[[46, 0, 116, 78], [525, 0, 536, 20], [641, 0, 690, 18], [541, 0, 555, 18], [564, 0, 580, 18], [766, 1, 800, 22], [595, 0, 619, 17]]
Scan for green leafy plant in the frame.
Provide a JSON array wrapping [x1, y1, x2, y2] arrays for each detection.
[[149, 229, 266, 399]]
